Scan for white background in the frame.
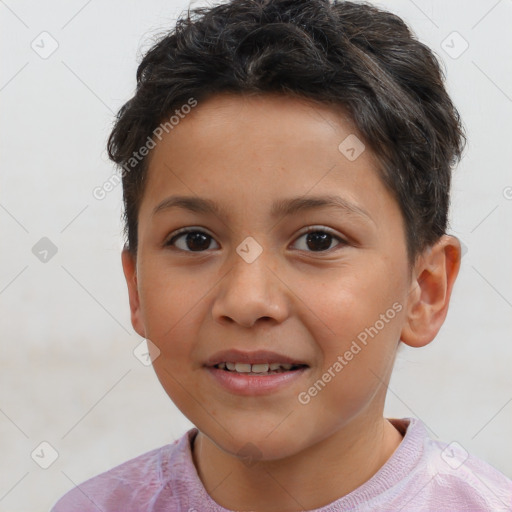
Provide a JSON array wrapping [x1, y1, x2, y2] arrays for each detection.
[[1, 0, 511, 510]]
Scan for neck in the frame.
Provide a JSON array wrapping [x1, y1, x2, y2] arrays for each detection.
[[192, 413, 404, 512]]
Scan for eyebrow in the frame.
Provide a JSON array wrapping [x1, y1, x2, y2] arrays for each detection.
[[152, 194, 374, 224]]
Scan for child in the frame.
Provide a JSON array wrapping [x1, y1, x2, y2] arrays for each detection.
[[51, 0, 512, 510]]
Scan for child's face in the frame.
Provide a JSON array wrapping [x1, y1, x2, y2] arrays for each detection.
[[124, 93, 416, 459]]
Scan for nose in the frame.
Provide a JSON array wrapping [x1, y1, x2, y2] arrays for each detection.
[[211, 244, 290, 328]]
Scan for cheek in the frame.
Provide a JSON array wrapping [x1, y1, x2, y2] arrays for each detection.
[[141, 267, 205, 410], [297, 269, 392, 338], [301, 272, 404, 397], [138, 262, 206, 339]]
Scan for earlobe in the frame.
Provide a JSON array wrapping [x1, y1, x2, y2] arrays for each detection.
[[121, 248, 146, 338], [400, 235, 461, 348]]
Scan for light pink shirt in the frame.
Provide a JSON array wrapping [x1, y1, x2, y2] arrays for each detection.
[[50, 417, 512, 511]]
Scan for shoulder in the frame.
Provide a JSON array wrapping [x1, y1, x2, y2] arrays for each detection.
[[49, 429, 196, 512], [421, 435, 512, 510], [392, 418, 512, 511]]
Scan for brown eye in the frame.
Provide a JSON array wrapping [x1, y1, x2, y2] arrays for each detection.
[[292, 227, 346, 253], [166, 229, 219, 252]]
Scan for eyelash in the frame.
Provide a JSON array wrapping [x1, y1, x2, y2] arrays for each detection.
[[164, 226, 348, 254]]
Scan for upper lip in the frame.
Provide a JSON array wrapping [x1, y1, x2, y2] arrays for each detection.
[[204, 349, 309, 367]]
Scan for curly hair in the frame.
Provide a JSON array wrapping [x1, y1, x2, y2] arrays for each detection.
[[107, 0, 466, 265]]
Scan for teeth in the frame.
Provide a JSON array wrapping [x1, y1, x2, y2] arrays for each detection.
[[251, 363, 269, 373], [216, 362, 300, 373], [234, 363, 251, 373]]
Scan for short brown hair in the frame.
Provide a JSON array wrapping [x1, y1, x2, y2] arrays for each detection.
[[107, 0, 466, 265]]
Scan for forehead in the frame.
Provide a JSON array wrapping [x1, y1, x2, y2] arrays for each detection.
[[147, 93, 365, 170], [165, 92, 359, 152], [140, 92, 400, 229]]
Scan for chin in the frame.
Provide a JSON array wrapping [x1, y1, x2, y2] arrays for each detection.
[[202, 419, 308, 462]]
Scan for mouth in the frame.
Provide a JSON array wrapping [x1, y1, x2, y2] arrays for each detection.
[[204, 350, 310, 395], [212, 362, 308, 375]]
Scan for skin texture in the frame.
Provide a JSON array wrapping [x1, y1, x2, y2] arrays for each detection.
[[121, 92, 461, 511]]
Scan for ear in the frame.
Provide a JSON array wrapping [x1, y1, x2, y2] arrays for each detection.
[[121, 248, 146, 338], [400, 235, 461, 348]]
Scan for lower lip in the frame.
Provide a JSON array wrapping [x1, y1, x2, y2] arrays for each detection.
[[205, 367, 308, 396]]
